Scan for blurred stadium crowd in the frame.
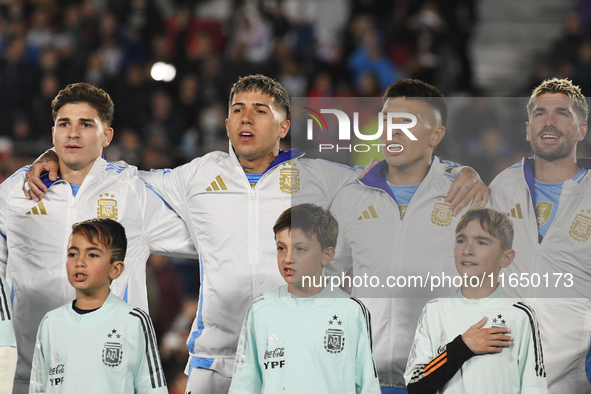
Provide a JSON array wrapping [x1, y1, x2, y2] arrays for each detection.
[[0, 0, 589, 391]]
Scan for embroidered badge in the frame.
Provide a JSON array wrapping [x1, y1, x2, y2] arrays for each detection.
[[279, 162, 300, 194], [431, 198, 452, 227], [97, 193, 118, 220], [569, 209, 591, 242], [535, 202, 552, 227]]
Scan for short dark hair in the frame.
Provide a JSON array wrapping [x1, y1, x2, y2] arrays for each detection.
[[229, 74, 290, 119], [273, 203, 338, 249], [455, 208, 514, 251], [71, 218, 127, 263], [52, 82, 114, 127], [382, 78, 448, 127]]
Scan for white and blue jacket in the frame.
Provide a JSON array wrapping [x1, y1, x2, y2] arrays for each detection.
[[139, 147, 360, 378], [0, 157, 195, 393], [490, 158, 591, 394], [327, 157, 469, 388]]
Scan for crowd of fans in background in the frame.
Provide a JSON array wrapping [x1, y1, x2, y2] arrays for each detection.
[[0, 0, 588, 391]]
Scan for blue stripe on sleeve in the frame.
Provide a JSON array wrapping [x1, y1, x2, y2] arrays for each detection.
[[586, 343, 591, 383], [187, 253, 206, 354]]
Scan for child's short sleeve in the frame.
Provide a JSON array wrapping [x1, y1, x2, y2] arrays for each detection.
[[352, 299, 381, 394], [514, 302, 548, 393], [29, 315, 49, 393], [0, 273, 15, 348], [230, 304, 263, 394], [129, 308, 168, 394]]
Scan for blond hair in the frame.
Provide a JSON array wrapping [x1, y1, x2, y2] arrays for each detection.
[[527, 78, 589, 122]]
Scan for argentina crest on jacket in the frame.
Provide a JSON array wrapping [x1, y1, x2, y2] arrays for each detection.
[[279, 161, 300, 194], [569, 209, 591, 242], [430, 198, 452, 227], [97, 192, 118, 220]]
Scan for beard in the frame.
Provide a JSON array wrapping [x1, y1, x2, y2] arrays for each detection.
[[530, 128, 578, 162]]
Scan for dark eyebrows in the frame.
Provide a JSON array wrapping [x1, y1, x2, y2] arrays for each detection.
[[230, 102, 271, 110], [68, 245, 103, 253], [56, 117, 98, 123], [253, 103, 271, 110]]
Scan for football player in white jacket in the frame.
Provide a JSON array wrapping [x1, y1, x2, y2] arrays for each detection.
[[1, 83, 196, 394], [25, 75, 488, 394], [327, 79, 483, 393], [489, 78, 591, 394]]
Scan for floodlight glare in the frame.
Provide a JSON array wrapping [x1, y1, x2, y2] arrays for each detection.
[[150, 62, 176, 82]]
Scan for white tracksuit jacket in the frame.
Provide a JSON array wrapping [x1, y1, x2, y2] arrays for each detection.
[[0, 158, 195, 393], [327, 158, 469, 388], [138, 148, 359, 378], [489, 157, 591, 394]]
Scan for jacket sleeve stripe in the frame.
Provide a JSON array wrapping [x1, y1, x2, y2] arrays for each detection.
[[130, 308, 167, 388], [513, 302, 546, 377], [0, 276, 10, 321]]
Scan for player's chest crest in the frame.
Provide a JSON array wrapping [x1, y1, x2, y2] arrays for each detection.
[[431, 198, 452, 227], [102, 327, 124, 367], [97, 192, 118, 220], [569, 209, 591, 242], [279, 161, 300, 194]]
